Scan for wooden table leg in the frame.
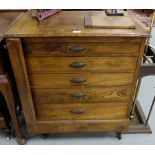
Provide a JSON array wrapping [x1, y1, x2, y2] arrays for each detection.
[[0, 75, 26, 144]]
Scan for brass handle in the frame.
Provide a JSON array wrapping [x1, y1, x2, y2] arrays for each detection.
[[71, 108, 85, 114], [71, 93, 85, 98], [70, 78, 86, 84], [69, 62, 86, 68], [69, 46, 85, 52]]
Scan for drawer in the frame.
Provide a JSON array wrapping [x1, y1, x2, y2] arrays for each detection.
[[23, 42, 140, 57], [26, 57, 137, 73], [34, 103, 128, 121], [31, 87, 132, 104], [31, 119, 129, 133], [29, 73, 134, 88]]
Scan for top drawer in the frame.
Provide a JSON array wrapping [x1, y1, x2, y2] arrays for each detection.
[[22, 41, 140, 57]]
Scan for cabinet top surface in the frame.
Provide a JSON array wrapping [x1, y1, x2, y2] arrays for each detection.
[[5, 11, 148, 38], [0, 11, 22, 41]]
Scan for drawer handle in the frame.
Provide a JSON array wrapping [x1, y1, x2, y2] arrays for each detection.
[[69, 62, 86, 68], [71, 108, 85, 114], [70, 78, 86, 84], [69, 46, 85, 52], [71, 93, 85, 98]]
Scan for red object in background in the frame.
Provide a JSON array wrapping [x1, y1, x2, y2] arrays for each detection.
[[37, 9, 61, 21], [133, 9, 154, 17], [131, 9, 155, 27]]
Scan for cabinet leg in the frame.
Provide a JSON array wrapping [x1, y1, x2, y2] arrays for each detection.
[[116, 132, 122, 140], [0, 76, 26, 144]]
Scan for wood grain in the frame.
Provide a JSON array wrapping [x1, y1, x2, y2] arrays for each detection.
[[31, 87, 132, 104], [29, 119, 129, 134], [6, 38, 36, 127], [0, 11, 22, 40], [85, 15, 136, 29], [35, 103, 128, 121], [23, 41, 140, 57], [5, 11, 148, 37], [29, 73, 134, 88], [22, 37, 142, 43], [4, 10, 147, 134], [26, 57, 137, 73]]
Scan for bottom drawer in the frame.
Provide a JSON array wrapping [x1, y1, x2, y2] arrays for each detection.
[[29, 119, 129, 134], [34, 103, 128, 121]]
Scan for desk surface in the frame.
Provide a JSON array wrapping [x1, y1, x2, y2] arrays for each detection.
[[0, 11, 22, 41], [5, 11, 148, 38]]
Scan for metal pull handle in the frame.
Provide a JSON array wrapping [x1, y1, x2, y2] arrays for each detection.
[[69, 46, 85, 52], [69, 62, 86, 68], [71, 108, 85, 114], [71, 93, 85, 99], [70, 78, 86, 84]]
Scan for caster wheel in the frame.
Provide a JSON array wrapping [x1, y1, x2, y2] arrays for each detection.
[[6, 136, 11, 141], [40, 134, 49, 139], [5, 130, 11, 141], [116, 132, 122, 140], [130, 114, 134, 120]]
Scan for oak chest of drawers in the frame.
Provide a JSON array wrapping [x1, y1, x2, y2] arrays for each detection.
[[5, 11, 148, 135]]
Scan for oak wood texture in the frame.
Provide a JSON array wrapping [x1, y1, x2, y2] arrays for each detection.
[[5, 10, 148, 135], [35, 103, 128, 121], [6, 38, 36, 126], [23, 41, 140, 57], [26, 57, 137, 73], [29, 73, 134, 88], [5, 11, 148, 37], [30, 119, 129, 134], [31, 87, 132, 104], [0, 11, 22, 41], [84, 15, 136, 29], [22, 37, 142, 43]]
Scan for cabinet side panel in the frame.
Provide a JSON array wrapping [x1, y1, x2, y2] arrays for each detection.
[[127, 38, 146, 117], [6, 38, 36, 130]]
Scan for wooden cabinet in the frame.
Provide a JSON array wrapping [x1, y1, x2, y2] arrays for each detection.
[[5, 11, 148, 135]]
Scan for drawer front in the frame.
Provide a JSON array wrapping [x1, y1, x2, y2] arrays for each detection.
[[31, 87, 132, 104], [34, 103, 128, 121], [23, 42, 140, 57], [26, 57, 137, 73], [31, 119, 129, 133], [29, 73, 134, 88]]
